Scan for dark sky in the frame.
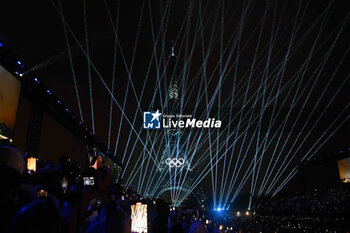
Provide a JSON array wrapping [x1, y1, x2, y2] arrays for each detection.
[[0, 0, 349, 206]]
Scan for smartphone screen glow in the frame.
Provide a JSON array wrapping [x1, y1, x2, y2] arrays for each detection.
[[131, 203, 147, 233], [83, 177, 94, 186]]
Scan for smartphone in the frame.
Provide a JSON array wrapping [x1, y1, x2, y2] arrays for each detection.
[[83, 177, 95, 186], [27, 157, 37, 173], [131, 202, 147, 233], [61, 178, 68, 189]]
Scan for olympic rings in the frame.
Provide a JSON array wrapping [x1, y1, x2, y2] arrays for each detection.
[[165, 158, 185, 168]]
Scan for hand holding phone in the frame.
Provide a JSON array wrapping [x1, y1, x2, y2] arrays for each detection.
[[83, 177, 95, 186], [131, 202, 148, 233], [61, 178, 68, 189]]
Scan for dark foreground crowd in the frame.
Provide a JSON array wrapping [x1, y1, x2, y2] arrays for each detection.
[[1, 142, 350, 233], [0, 143, 228, 233]]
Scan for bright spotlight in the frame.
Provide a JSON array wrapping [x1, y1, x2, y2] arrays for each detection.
[[246, 211, 250, 216], [236, 211, 240, 217]]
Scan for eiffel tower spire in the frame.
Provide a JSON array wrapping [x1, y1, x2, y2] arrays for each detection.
[[168, 44, 179, 102], [146, 43, 207, 206]]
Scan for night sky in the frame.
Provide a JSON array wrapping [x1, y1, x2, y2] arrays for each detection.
[[0, 0, 349, 205]]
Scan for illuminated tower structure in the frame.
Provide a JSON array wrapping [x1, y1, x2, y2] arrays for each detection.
[[147, 46, 206, 206], [158, 45, 188, 171]]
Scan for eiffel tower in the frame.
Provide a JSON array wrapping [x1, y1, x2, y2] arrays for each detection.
[[146, 45, 206, 206]]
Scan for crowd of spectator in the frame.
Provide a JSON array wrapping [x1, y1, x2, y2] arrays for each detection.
[[259, 188, 350, 217], [0, 142, 229, 233], [1, 140, 350, 233], [255, 188, 350, 231]]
